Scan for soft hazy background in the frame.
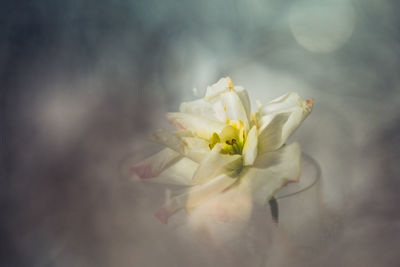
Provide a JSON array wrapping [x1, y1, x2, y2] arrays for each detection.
[[2, 0, 400, 266]]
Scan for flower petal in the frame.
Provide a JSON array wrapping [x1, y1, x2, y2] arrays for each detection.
[[257, 92, 313, 152], [131, 148, 182, 179], [166, 112, 226, 140], [134, 156, 198, 186], [187, 180, 253, 224], [155, 173, 237, 224], [258, 92, 301, 115], [220, 91, 250, 130], [184, 78, 252, 125], [152, 130, 210, 163], [212, 100, 229, 122], [242, 125, 258, 166], [155, 157, 198, 185], [179, 98, 219, 122], [257, 112, 291, 153], [191, 144, 243, 185], [151, 130, 186, 153], [235, 86, 251, 123], [240, 142, 302, 205], [181, 137, 211, 162], [205, 77, 234, 99]]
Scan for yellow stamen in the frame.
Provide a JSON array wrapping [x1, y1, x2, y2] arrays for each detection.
[[209, 132, 220, 150], [209, 120, 247, 155]]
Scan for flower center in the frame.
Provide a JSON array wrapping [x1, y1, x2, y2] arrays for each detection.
[[208, 120, 246, 155]]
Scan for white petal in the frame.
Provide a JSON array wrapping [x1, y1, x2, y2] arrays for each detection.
[[179, 98, 219, 122], [191, 144, 243, 185], [242, 126, 258, 166], [281, 107, 308, 143], [151, 130, 186, 154], [212, 100, 228, 122], [257, 92, 313, 120], [201, 79, 252, 125], [257, 92, 313, 152], [186, 174, 239, 209], [190, 179, 253, 223], [257, 112, 291, 153], [181, 137, 210, 163], [240, 142, 302, 205], [156, 157, 199, 185], [220, 91, 250, 130], [131, 148, 182, 179], [235, 86, 252, 123], [152, 130, 209, 163], [155, 174, 237, 224], [205, 77, 233, 99], [166, 112, 226, 140], [258, 92, 300, 115]]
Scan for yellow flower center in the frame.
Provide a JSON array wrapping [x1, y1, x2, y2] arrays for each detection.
[[209, 120, 246, 155]]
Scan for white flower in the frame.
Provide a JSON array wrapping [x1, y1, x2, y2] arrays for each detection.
[[132, 77, 314, 224]]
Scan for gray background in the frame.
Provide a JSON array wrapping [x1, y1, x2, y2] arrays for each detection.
[[2, 0, 400, 266]]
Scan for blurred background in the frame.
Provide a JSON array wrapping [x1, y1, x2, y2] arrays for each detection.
[[2, 0, 400, 266]]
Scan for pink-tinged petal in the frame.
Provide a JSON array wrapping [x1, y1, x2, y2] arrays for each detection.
[[155, 206, 173, 224], [131, 148, 181, 179], [131, 164, 153, 179], [154, 194, 183, 224]]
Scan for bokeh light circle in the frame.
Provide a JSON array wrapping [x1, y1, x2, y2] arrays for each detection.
[[288, 0, 355, 53]]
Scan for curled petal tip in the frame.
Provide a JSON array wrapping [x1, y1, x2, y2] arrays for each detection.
[[131, 165, 153, 179], [226, 77, 234, 89], [306, 98, 314, 107], [282, 172, 301, 187], [155, 208, 170, 224]]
